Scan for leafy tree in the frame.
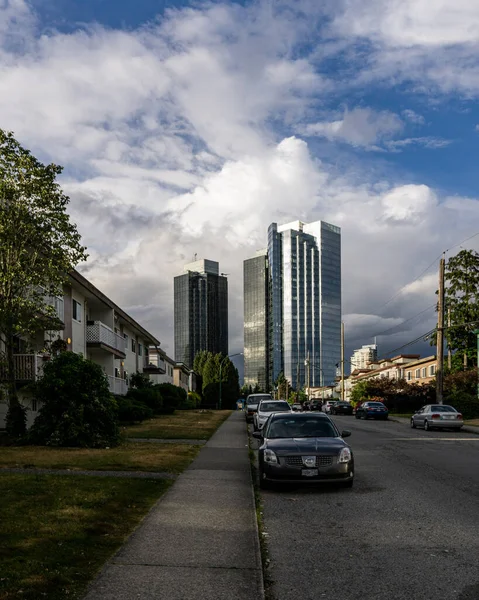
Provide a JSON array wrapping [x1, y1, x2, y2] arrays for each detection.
[[240, 384, 252, 397], [130, 371, 153, 389], [29, 352, 119, 447], [0, 130, 87, 436], [220, 358, 240, 409], [275, 372, 289, 400], [432, 249, 479, 369], [193, 350, 210, 376], [155, 383, 186, 413], [202, 353, 219, 405]]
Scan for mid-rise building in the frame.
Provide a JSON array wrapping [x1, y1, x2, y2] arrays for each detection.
[[243, 250, 270, 391], [174, 259, 228, 368], [351, 344, 378, 371]]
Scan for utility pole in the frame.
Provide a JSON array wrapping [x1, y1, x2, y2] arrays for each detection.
[[341, 321, 345, 401], [436, 257, 445, 404], [447, 307, 452, 370]]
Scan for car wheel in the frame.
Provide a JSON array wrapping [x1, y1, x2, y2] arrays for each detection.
[[424, 419, 430, 431], [411, 418, 416, 428], [355, 413, 360, 419], [342, 478, 354, 488]]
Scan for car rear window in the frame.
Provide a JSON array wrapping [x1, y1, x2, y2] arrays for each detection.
[[367, 402, 385, 407], [430, 405, 456, 412], [266, 417, 337, 439], [247, 395, 271, 404], [260, 402, 290, 412]]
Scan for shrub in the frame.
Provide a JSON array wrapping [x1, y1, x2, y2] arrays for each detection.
[[116, 396, 154, 423], [155, 383, 186, 413], [444, 391, 479, 420], [127, 387, 163, 414], [179, 391, 202, 410], [29, 352, 120, 448]]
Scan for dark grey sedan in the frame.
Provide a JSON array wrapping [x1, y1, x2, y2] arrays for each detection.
[[253, 413, 354, 489]]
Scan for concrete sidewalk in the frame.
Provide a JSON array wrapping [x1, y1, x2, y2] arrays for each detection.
[[83, 411, 264, 600]]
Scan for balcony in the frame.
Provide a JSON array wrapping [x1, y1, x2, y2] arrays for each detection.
[[143, 355, 166, 375], [86, 321, 126, 358], [0, 354, 45, 382], [108, 376, 128, 396]]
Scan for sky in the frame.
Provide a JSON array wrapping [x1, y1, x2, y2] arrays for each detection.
[[1, 0, 479, 375]]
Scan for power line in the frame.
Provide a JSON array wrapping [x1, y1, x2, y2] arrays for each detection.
[[372, 304, 436, 339], [383, 328, 436, 357], [445, 232, 479, 255]]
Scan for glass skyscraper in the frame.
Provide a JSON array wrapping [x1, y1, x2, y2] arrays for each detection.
[[243, 251, 270, 391], [174, 259, 228, 368], [244, 220, 341, 392]]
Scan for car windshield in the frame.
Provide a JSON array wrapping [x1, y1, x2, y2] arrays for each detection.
[[266, 417, 338, 439], [247, 396, 270, 404], [430, 405, 456, 412], [260, 402, 290, 413]]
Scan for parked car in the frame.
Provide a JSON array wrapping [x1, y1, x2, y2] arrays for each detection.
[[330, 401, 353, 416], [292, 403, 303, 412], [310, 400, 323, 411], [245, 394, 273, 423], [355, 401, 388, 420], [253, 400, 291, 430], [411, 404, 463, 431], [323, 401, 338, 414], [252, 412, 354, 489]]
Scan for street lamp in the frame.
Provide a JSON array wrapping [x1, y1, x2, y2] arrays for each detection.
[[219, 352, 243, 410]]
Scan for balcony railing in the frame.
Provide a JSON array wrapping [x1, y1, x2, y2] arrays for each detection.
[[108, 376, 128, 396], [0, 354, 45, 382], [86, 321, 126, 354]]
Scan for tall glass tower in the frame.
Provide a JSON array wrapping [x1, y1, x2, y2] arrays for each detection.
[[243, 251, 270, 391], [174, 259, 228, 368], [267, 220, 341, 390]]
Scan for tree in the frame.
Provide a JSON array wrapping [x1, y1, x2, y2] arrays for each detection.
[[29, 352, 119, 448], [0, 130, 87, 436], [433, 249, 479, 369], [275, 372, 289, 400], [220, 357, 240, 409]]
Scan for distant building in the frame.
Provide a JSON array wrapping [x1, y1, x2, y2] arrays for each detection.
[[243, 220, 341, 392], [268, 220, 341, 389], [243, 250, 270, 391], [174, 259, 228, 368], [351, 344, 378, 371]]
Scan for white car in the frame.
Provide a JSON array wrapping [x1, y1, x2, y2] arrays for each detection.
[[253, 400, 291, 430], [323, 401, 338, 414]]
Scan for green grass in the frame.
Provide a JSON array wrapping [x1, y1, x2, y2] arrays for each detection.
[[0, 473, 171, 600], [0, 442, 200, 473], [124, 409, 232, 440]]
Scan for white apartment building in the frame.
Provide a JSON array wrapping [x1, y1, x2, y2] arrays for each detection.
[[350, 344, 378, 371], [147, 347, 174, 385], [0, 270, 163, 428]]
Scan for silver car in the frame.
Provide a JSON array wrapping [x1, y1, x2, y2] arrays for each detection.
[[411, 404, 464, 431], [254, 400, 291, 430]]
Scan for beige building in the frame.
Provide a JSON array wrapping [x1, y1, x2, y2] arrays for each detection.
[[173, 362, 190, 392], [402, 356, 437, 385], [0, 270, 161, 428]]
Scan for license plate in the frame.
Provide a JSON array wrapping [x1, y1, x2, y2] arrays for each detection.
[[301, 469, 318, 477], [444, 415, 455, 419]]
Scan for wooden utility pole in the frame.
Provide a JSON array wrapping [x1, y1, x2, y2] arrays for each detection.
[[341, 322, 345, 401], [447, 307, 452, 370], [436, 257, 445, 404]]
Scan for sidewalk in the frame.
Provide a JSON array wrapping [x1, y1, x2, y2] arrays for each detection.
[[83, 411, 264, 600], [390, 415, 479, 434]]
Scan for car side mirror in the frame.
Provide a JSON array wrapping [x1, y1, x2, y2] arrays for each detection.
[[252, 431, 263, 440], [341, 430, 351, 438]]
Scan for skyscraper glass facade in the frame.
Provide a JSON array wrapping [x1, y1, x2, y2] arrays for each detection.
[[174, 263, 228, 368], [243, 252, 270, 391]]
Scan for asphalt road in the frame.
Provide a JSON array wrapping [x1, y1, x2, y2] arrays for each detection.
[[253, 416, 479, 600]]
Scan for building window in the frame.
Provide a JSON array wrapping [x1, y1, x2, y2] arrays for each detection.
[[407, 371, 412, 381], [421, 368, 427, 378], [415, 369, 420, 379], [124, 333, 129, 345], [72, 300, 82, 322], [429, 365, 436, 376], [32, 398, 38, 411], [138, 343, 142, 356], [131, 339, 136, 353]]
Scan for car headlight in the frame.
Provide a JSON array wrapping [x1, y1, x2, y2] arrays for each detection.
[[264, 449, 278, 464], [338, 447, 352, 463]]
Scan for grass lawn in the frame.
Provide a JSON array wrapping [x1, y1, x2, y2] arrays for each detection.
[[465, 419, 479, 427], [124, 409, 233, 440], [0, 442, 200, 473], [0, 473, 171, 600]]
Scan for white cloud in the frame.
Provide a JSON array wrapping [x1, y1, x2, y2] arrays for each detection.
[[1, 0, 479, 360], [302, 107, 403, 148], [402, 109, 425, 125]]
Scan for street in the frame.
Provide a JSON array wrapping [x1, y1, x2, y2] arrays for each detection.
[[253, 417, 479, 600]]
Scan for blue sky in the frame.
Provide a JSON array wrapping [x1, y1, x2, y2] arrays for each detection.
[[1, 0, 479, 363]]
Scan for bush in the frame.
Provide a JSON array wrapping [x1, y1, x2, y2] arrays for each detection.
[[127, 387, 163, 414], [29, 352, 120, 448], [444, 391, 479, 420], [179, 391, 202, 410], [116, 396, 154, 423], [155, 383, 186, 413]]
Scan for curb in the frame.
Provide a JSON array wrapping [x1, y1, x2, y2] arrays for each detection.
[[389, 417, 479, 435]]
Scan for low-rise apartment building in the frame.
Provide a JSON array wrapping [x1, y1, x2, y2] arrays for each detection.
[[402, 356, 437, 384], [0, 270, 161, 427]]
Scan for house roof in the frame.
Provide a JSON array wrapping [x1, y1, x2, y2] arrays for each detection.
[[70, 270, 161, 346]]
